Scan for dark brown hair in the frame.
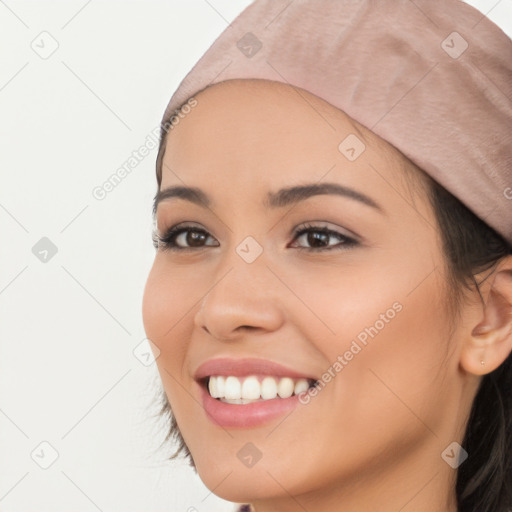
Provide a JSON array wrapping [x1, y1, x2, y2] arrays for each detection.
[[427, 179, 512, 512]]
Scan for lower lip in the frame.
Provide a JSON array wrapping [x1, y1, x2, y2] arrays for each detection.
[[198, 382, 304, 428]]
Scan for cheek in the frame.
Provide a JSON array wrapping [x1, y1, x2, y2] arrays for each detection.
[[142, 257, 201, 335], [141, 258, 196, 375], [284, 256, 452, 443], [141, 260, 202, 439], [142, 261, 170, 345], [312, 265, 452, 444]]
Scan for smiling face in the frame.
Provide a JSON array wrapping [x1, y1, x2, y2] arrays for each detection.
[[142, 79, 471, 510]]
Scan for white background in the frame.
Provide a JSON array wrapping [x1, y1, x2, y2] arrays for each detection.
[[0, 1, 511, 511]]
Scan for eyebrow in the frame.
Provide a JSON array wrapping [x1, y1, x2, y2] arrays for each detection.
[[153, 182, 384, 216]]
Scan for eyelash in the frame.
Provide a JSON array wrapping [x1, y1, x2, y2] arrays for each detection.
[[152, 222, 358, 253]]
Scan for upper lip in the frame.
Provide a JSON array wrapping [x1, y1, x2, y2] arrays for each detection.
[[194, 357, 318, 381]]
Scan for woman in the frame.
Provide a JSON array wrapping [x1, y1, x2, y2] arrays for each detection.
[[142, 1, 512, 510]]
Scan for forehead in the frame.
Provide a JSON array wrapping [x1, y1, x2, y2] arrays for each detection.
[[160, 79, 417, 207]]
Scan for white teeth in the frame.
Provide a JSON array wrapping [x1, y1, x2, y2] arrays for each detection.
[[221, 398, 262, 404], [294, 379, 309, 395], [277, 377, 294, 398], [241, 376, 261, 399], [261, 376, 277, 399], [207, 375, 312, 401], [208, 375, 225, 398], [216, 376, 225, 397], [208, 377, 218, 398], [224, 376, 241, 399]]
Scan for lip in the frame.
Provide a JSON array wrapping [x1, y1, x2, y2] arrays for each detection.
[[193, 357, 317, 428], [198, 383, 305, 428], [194, 357, 318, 380]]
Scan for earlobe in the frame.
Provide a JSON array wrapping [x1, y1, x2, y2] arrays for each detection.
[[460, 259, 512, 376]]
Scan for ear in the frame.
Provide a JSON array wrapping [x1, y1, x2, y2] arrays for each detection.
[[460, 256, 512, 376]]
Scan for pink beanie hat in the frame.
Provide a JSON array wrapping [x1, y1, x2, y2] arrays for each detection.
[[157, 0, 512, 245]]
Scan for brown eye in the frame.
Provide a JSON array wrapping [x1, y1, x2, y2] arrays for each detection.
[[154, 225, 219, 251], [290, 224, 358, 251], [305, 231, 330, 248], [153, 222, 358, 253], [182, 229, 208, 247]]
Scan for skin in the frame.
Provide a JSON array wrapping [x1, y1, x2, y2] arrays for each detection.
[[142, 79, 512, 512]]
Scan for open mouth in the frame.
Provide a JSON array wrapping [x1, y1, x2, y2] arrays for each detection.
[[201, 375, 319, 404]]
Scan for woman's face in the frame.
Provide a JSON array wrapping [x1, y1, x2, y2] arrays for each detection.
[[142, 79, 468, 509]]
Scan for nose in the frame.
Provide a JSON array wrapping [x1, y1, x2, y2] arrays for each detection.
[[193, 259, 285, 342]]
